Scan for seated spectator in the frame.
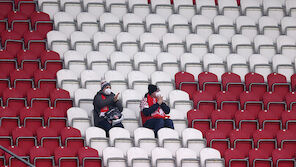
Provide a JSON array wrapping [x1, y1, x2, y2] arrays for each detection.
[[140, 84, 174, 135], [93, 81, 124, 134]]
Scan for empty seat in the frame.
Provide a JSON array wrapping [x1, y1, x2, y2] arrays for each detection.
[[235, 16, 258, 41], [229, 129, 253, 156], [134, 127, 157, 156], [127, 71, 149, 97], [99, 13, 122, 39], [93, 32, 115, 57], [226, 54, 249, 81], [54, 146, 78, 167], [126, 147, 150, 167], [53, 12, 76, 39], [85, 127, 109, 156], [173, 0, 195, 21], [272, 55, 294, 81], [168, 14, 190, 41], [276, 35, 296, 62], [249, 54, 272, 81], [83, 0, 104, 20], [76, 12, 99, 37], [116, 32, 139, 59], [263, 0, 284, 23], [67, 107, 91, 137], [286, 0, 296, 16], [195, 0, 218, 21], [218, 0, 239, 20], [175, 148, 199, 167], [12, 127, 36, 154], [187, 109, 212, 135], [208, 34, 231, 61], [78, 146, 101, 167], [46, 31, 69, 59], [145, 14, 168, 41], [200, 148, 224, 167], [249, 148, 273, 167], [122, 13, 144, 40], [175, 71, 198, 99], [110, 52, 132, 78], [56, 69, 79, 98], [281, 17, 296, 39], [63, 50, 86, 77], [133, 52, 157, 77], [191, 15, 213, 40], [150, 0, 173, 21], [169, 90, 192, 113], [128, 0, 150, 21], [182, 128, 206, 156], [258, 16, 280, 42], [121, 89, 142, 118], [157, 52, 179, 78], [80, 70, 101, 92], [213, 15, 235, 42], [263, 91, 286, 113], [86, 51, 109, 80], [60, 0, 82, 18], [198, 72, 222, 96], [36, 127, 60, 155], [106, 0, 128, 21], [224, 148, 248, 167], [29, 146, 54, 167], [162, 33, 185, 60], [240, 0, 262, 21], [235, 109, 259, 136], [185, 34, 208, 58], [70, 31, 92, 57], [231, 34, 253, 60], [168, 109, 187, 136], [139, 33, 162, 59], [109, 127, 133, 155], [203, 53, 225, 81], [60, 127, 85, 153], [267, 73, 291, 97], [102, 147, 126, 167], [151, 147, 175, 167], [272, 148, 295, 167], [276, 129, 296, 153]]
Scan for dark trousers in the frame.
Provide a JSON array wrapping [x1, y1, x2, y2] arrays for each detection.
[[93, 110, 124, 135], [143, 118, 174, 135]]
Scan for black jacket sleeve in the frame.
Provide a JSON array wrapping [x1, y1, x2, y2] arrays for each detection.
[[113, 100, 123, 112], [142, 103, 160, 116], [160, 103, 170, 114]]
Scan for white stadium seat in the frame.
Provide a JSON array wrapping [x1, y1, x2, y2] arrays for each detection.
[[286, 0, 296, 17], [254, 35, 276, 62], [70, 31, 92, 57], [258, 16, 280, 42], [151, 71, 174, 100], [74, 88, 96, 117], [86, 51, 109, 79], [157, 52, 180, 79], [134, 128, 157, 156], [203, 53, 226, 81], [67, 107, 91, 137], [249, 54, 272, 81], [176, 148, 199, 167], [47, 31, 69, 59], [235, 16, 258, 41], [162, 33, 185, 60], [60, 0, 82, 18], [276, 35, 296, 62], [110, 52, 132, 78], [76, 12, 99, 37], [191, 15, 213, 40], [99, 13, 122, 39], [127, 147, 150, 167], [180, 53, 203, 80], [116, 32, 139, 59], [169, 90, 192, 112], [231, 34, 253, 60], [168, 109, 187, 136], [168, 14, 190, 41], [200, 148, 224, 167], [127, 71, 149, 97], [174, 0, 195, 21], [145, 14, 168, 40], [83, 0, 105, 20], [281, 17, 296, 39], [151, 147, 175, 167], [103, 147, 126, 167], [263, 0, 284, 23], [93, 32, 116, 57], [57, 69, 80, 98], [86, 127, 109, 156], [133, 52, 157, 77], [63, 50, 86, 77], [226, 54, 249, 81], [213, 15, 235, 42], [121, 89, 142, 118], [208, 34, 231, 61], [54, 12, 76, 38], [128, 0, 150, 21], [241, 0, 262, 22], [182, 128, 206, 156], [157, 128, 181, 156], [218, 0, 239, 20], [38, 0, 59, 19], [151, 0, 173, 21], [122, 13, 145, 40], [185, 34, 208, 58], [195, 0, 217, 21], [106, 0, 128, 21], [80, 70, 101, 92], [272, 54, 294, 82], [139, 33, 162, 59], [109, 127, 133, 155], [104, 70, 128, 99]]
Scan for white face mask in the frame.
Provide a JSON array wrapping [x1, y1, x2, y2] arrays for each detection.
[[104, 88, 112, 95], [155, 91, 161, 97]]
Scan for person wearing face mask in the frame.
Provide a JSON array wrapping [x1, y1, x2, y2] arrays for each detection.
[[93, 81, 124, 134], [140, 84, 174, 135]]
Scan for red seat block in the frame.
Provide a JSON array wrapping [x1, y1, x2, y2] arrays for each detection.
[[34, 69, 57, 93], [50, 88, 73, 115], [224, 148, 248, 167], [235, 110, 258, 136], [215, 91, 239, 116], [23, 30, 46, 56], [267, 73, 291, 97], [36, 127, 60, 155], [245, 72, 267, 99], [258, 110, 282, 136], [272, 148, 295, 167], [54, 146, 78, 167], [249, 148, 272, 167], [187, 109, 212, 136], [211, 109, 234, 136], [252, 129, 277, 156], [198, 72, 222, 96], [30, 11, 53, 38], [60, 127, 85, 153], [43, 107, 67, 134], [19, 107, 43, 135], [229, 129, 253, 157], [78, 147, 102, 167], [4, 146, 28, 167], [175, 71, 197, 99], [12, 127, 36, 154], [240, 91, 263, 112], [27, 88, 50, 111], [281, 110, 296, 130], [1, 30, 24, 56], [276, 129, 296, 153], [29, 146, 54, 167], [40, 50, 63, 74], [192, 90, 216, 111], [206, 129, 230, 157], [0, 107, 19, 133], [222, 72, 245, 98]]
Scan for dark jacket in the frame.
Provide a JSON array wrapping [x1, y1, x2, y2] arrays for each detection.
[[93, 90, 123, 116]]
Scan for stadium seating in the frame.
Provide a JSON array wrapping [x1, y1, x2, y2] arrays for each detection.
[[1, 0, 296, 166]]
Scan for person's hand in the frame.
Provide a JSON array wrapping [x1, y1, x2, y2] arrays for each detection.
[[157, 96, 163, 105], [114, 93, 119, 102]]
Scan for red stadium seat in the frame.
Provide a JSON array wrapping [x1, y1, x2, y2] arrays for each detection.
[[17, 50, 40, 76], [211, 109, 235, 136], [36, 127, 61, 155], [272, 148, 295, 167], [0, 127, 13, 151], [0, 16, 8, 33], [10, 69, 34, 92], [0, 50, 17, 78], [1, 30, 24, 56], [0, 73, 10, 98], [215, 91, 239, 116], [291, 74, 296, 91], [229, 129, 253, 157], [245, 72, 268, 99], [78, 147, 102, 167], [263, 91, 286, 114], [8, 11, 31, 36], [281, 110, 296, 130], [2, 88, 27, 112], [40, 50, 63, 74], [240, 91, 263, 112], [206, 129, 230, 157], [43, 107, 67, 134], [27, 88, 51, 111], [16, 0, 37, 17], [175, 71, 198, 99], [285, 92, 296, 111], [192, 90, 216, 111], [29, 146, 54, 167], [249, 148, 272, 167], [19, 107, 44, 135], [224, 148, 248, 167], [235, 110, 258, 136], [221, 72, 245, 98], [258, 110, 282, 136], [267, 73, 291, 97], [50, 88, 73, 114], [198, 72, 222, 96], [54, 146, 78, 167], [4, 146, 28, 167], [30, 11, 53, 38], [0, 107, 19, 133], [34, 69, 57, 93], [187, 109, 212, 136], [23, 30, 46, 56], [252, 129, 277, 156], [0, 1, 14, 18], [60, 127, 85, 153], [276, 129, 296, 153], [12, 126, 36, 154]]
